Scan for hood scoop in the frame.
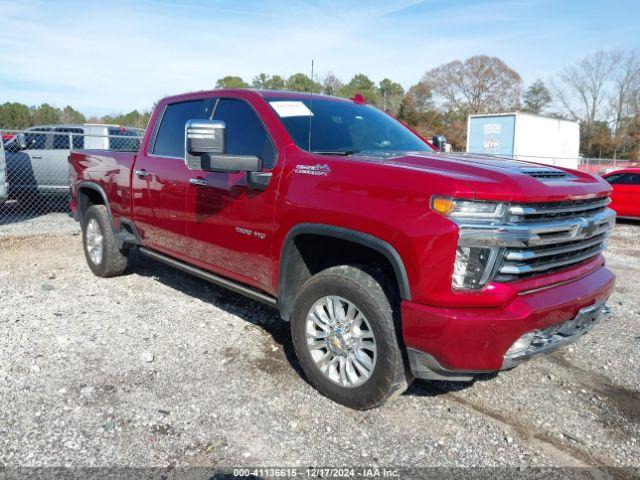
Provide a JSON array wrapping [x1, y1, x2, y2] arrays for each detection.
[[517, 167, 575, 182]]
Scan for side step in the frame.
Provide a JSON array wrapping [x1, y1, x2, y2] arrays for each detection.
[[138, 247, 278, 308]]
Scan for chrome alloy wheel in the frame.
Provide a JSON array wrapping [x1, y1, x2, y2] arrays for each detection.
[[305, 295, 377, 388], [85, 218, 104, 265]]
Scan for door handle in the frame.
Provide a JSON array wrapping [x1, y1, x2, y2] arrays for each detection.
[[189, 178, 208, 186], [32, 156, 43, 159], [134, 169, 149, 177]]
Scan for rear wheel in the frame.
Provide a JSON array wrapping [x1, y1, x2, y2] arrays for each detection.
[[291, 265, 411, 409], [82, 205, 128, 277]]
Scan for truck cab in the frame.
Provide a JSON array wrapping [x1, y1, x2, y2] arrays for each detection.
[[68, 89, 615, 409]]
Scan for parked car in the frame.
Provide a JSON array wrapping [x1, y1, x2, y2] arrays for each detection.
[[69, 89, 615, 409], [0, 140, 6, 208], [2, 132, 15, 144], [5, 124, 142, 199], [602, 168, 640, 219]]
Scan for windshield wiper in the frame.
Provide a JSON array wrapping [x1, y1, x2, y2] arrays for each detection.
[[312, 150, 359, 156]]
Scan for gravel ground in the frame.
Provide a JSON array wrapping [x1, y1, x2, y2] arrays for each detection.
[[0, 201, 79, 238], [0, 218, 639, 473]]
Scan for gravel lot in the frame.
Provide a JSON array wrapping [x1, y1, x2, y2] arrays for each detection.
[[0, 214, 639, 473]]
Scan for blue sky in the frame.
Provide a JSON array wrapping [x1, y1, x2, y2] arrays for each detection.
[[0, 0, 639, 116]]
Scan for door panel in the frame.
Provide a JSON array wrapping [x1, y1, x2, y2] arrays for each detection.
[[132, 98, 213, 256], [609, 184, 625, 216], [629, 185, 640, 218], [185, 97, 279, 291], [132, 155, 192, 254], [38, 128, 84, 192]]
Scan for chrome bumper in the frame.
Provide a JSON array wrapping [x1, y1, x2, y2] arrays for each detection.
[[502, 301, 609, 370]]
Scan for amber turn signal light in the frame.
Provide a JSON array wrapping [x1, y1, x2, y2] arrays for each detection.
[[431, 196, 455, 216]]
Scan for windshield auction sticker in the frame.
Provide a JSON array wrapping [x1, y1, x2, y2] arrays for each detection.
[[269, 101, 314, 117]]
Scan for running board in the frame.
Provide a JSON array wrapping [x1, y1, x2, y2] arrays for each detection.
[[138, 247, 278, 308]]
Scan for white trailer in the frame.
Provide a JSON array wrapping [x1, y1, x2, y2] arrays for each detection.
[[466, 112, 580, 170]]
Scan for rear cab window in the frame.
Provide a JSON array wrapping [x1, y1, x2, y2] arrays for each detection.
[[152, 100, 210, 158]]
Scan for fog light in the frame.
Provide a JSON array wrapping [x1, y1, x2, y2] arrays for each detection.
[[505, 332, 536, 356]]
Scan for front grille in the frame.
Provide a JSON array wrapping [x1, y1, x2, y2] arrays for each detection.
[[495, 196, 615, 281], [508, 196, 610, 222]]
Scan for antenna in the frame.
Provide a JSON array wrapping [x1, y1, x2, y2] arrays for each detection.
[[308, 59, 314, 154]]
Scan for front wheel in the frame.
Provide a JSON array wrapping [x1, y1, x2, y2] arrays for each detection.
[[290, 265, 411, 410]]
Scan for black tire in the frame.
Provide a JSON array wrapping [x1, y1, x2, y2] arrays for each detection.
[[290, 265, 411, 410], [82, 205, 128, 277]]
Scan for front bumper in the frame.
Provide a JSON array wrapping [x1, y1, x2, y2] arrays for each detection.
[[402, 265, 614, 380], [501, 300, 608, 370]]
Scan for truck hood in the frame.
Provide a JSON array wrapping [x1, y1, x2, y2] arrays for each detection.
[[346, 150, 611, 202]]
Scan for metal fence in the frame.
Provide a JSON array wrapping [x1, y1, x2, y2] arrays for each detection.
[[1, 128, 143, 236]]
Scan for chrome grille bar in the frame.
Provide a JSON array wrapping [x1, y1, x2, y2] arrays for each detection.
[[509, 197, 610, 217], [504, 234, 608, 261], [458, 208, 616, 248], [499, 243, 606, 275]]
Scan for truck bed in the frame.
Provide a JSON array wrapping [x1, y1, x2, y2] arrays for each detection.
[[69, 149, 138, 227]]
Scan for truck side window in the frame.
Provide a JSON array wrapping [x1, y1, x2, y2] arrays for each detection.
[[606, 173, 640, 185], [605, 174, 623, 184], [53, 128, 84, 149], [153, 99, 209, 158], [23, 132, 47, 150], [213, 99, 276, 169]]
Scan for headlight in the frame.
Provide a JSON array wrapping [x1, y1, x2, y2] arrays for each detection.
[[452, 246, 500, 290], [431, 196, 508, 221], [432, 196, 508, 290]]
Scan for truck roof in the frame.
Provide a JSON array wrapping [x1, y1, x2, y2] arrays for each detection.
[[159, 88, 355, 105]]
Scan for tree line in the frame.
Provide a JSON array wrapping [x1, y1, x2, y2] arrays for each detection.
[[1, 49, 638, 159], [0, 103, 150, 131]]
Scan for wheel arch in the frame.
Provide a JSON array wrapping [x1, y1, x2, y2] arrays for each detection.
[[76, 182, 141, 247], [278, 224, 411, 321], [76, 182, 112, 224]]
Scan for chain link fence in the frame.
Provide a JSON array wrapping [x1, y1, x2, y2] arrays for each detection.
[[1, 126, 636, 238], [1, 126, 143, 237]]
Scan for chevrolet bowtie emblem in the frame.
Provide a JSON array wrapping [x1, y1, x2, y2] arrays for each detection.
[[578, 217, 598, 237]]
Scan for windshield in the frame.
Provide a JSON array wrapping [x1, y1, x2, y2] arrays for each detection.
[[265, 96, 432, 155]]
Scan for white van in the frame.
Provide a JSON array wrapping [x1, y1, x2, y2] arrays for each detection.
[[0, 139, 7, 207]]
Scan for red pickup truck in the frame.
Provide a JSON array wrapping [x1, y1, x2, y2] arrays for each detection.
[[69, 89, 615, 409]]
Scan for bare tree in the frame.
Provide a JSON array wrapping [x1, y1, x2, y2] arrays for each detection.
[[422, 55, 521, 114], [610, 51, 640, 157], [551, 50, 622, 153], [320, 72, 343, 96]]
